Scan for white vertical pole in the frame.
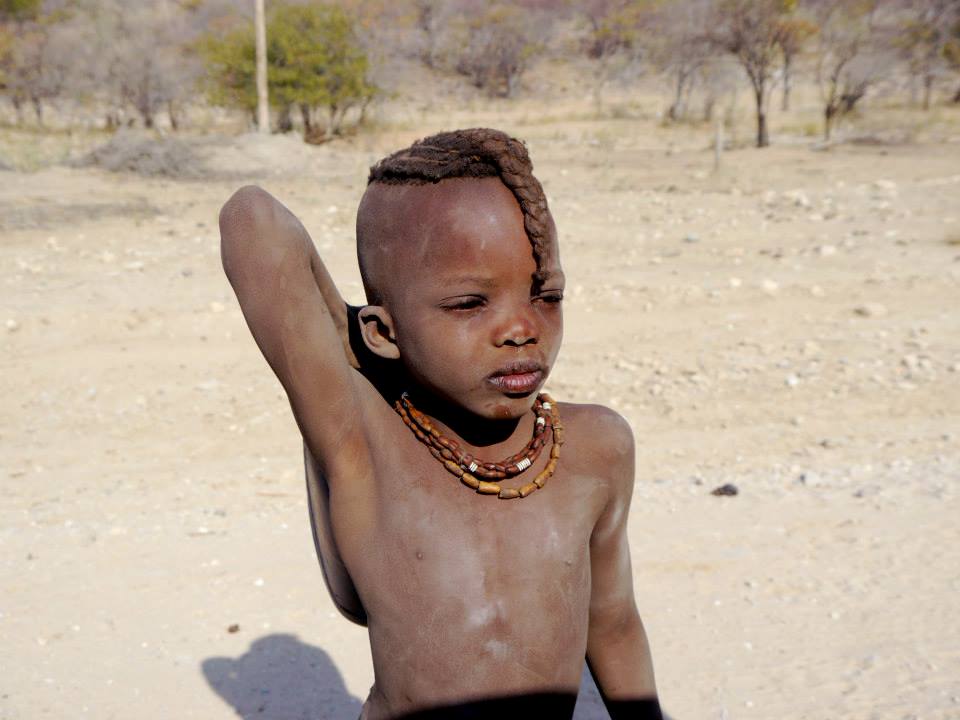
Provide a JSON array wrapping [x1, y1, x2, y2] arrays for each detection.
[[713, 112, 723, 173], [254, 0, 269, 134]]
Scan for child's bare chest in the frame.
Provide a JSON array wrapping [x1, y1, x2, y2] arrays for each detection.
[[332, 444, 606, 701]]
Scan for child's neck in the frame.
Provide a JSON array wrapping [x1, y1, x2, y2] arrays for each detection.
[[408, 390, 536, 455]]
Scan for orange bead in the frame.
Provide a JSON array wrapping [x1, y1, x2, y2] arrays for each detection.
[[444, 460, 464, 477], [477, 481, 501, 495]]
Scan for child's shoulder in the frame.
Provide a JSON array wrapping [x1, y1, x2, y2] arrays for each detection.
[[556, 400, 635, 460]]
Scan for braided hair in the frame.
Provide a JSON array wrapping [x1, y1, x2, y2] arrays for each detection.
[[367, 128, 553, 283]]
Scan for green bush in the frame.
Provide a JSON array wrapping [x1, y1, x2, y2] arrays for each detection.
[[200, 2, 377, 139]]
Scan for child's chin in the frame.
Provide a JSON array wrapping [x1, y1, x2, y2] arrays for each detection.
[[483, 396, 538, 420]]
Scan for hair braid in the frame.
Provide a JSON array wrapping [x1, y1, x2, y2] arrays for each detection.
[[368, 128, 552, 281]]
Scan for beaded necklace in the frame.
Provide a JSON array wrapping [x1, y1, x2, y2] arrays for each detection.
[[394, 392, 563, 499]]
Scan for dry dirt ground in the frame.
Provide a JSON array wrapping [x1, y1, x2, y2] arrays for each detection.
[[2, 101, 960, 719]]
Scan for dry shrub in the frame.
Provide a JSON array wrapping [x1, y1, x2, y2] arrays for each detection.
[[73, 131, 202, 178]]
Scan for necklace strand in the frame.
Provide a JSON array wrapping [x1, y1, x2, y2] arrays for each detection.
[[395, 392, 563, 499]]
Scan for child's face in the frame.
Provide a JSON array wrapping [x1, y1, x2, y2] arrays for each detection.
[[374, 177, 564, 420]]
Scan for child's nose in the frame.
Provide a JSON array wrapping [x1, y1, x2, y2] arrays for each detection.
[[495, 304, 538, 347]]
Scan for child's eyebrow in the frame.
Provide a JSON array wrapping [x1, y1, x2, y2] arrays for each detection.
[[438, 275, 497, 288], [536, 270, 566, 285]]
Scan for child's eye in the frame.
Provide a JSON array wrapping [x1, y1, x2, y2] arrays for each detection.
[[441, 296, 486, 311], [535, 291, 564, 304]]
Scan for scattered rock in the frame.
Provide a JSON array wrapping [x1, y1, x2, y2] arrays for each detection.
[[853, 303, 887, 318], [227, 624, 240, 633], [783, 189, 812, 208], [796, 471, 823, 487], [872, 179, 898, 195], [5, 318, 20, 332], [683, 234, 700, 244], [711, 483, 739, 497], [785, 373, 800, 387], [761, 279, 780, 294], [818, 244, 837, 257]]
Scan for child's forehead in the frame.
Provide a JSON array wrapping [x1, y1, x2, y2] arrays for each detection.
[[361, 178, 527, 255], [358, 176, 560, 301], [364, 176, 518, 222]]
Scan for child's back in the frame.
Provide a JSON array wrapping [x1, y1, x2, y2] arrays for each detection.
[[220, 129, 661, 719]]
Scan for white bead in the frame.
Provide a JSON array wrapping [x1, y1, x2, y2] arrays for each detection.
[[536, 417, 546, 426], [469, 461, 479, 472], [516, 458, 532, 471], [541, 402, 551, 409]]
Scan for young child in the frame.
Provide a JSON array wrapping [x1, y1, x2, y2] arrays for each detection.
[[219, 128, 662, 719]]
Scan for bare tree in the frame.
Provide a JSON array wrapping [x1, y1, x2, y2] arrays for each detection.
[[946, 13, 960, 102], [895, 0, 958, 109], [647, 0, 716, 122], [778, 12, 817, 111], [578, 0, 645, 110], [713, 0, 792, 147], [450, 3, 547, 98], [0, 1, 74, 125], [812, 0, 882, 141], [69, 1, 203, 130]]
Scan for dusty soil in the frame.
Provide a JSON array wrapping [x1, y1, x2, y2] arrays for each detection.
[[2, 99, 959, 719]]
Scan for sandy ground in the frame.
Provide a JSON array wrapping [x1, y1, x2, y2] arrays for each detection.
[[2, 101, 960, 719]]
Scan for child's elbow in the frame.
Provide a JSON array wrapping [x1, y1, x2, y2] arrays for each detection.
[[220, 185, 271, 229]]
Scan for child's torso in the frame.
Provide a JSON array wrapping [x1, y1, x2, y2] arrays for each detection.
[[326, 399, 608, 718]]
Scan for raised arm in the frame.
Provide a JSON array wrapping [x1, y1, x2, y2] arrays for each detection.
[[219, 185, 367, 477], [585, 412, 662, 720]]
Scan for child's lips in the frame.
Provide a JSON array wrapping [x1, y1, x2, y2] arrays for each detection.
[[488, 371, 543, 394]]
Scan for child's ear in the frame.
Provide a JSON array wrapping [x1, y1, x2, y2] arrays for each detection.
[[357, 306, 400, 360]]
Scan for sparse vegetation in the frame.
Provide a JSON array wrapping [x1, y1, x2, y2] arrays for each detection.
[[0, 0, 958, 148], [201, 2, 377, 140]]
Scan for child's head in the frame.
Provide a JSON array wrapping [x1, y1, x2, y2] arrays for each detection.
[[355, 129, 564, 420]]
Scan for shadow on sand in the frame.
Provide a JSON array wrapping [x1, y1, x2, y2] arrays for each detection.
[[202, 633, 363, 720], [202, 633, 665, 720]]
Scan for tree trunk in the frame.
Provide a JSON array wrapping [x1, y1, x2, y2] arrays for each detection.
[[953, 81, 960, 103], [505, 70, 518, 99], [713, 112, 723, 172], [703, 94, 716, 123], [668, 71, 686, 121], [592, 60, 606, 112], [142, 107, 154, 128], [754, 86, 768, 147], [922, 73, 933, 110], [167, 101, 179, 131], [782, 53, 792, 112], [300, 103, 313, 134], [326, 105, 337, 140], [138, 73, 154, 128], [358, 95, 373, 125], [12, 96, 24, 126], [31, 96, 43, 126], [277, 104, 292, 133], [824, 104, 835, 141]]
